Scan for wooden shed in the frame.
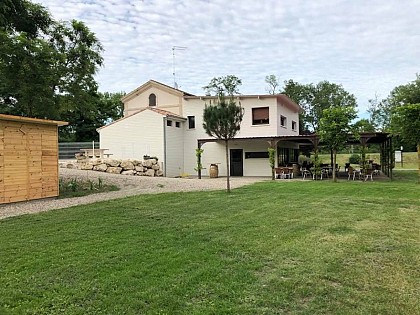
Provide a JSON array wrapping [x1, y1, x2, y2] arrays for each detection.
[[0, 114, 68, 204]]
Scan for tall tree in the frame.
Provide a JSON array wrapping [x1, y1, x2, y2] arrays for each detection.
[[0, 0, 104, 141], [391, 103, 420, 183], [281, 80, 357, 132], [203, 75, 242, 96], [353, 118, 376, 133], [203, 77, 244, 192], [319, 106, 357, 182], [265, 74, 279, 95]]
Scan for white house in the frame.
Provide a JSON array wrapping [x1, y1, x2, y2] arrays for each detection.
[[97, 80, 303, 177]]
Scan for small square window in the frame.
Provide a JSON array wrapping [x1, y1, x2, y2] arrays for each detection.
[[292, 120, 297, 131], [175, 121, 180, 128], [167, 120, 172, 127], [188, 116, 195, 129], [280, 115, 287, 127]]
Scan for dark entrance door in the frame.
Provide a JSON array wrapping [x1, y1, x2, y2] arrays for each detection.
[[230, 149, 243, 176]]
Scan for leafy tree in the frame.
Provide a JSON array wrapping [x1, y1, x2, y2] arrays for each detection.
[[265, 74, 279, 95], [281, 80, 357, 132], [203, 75, 242, 96], [203, 93, 244, 192], [370, 75, 420, 150], [391, 103, 420, 183], [0, 0, 104, 141], [353, 118, 376, 133], [319, 106, 357, 182]]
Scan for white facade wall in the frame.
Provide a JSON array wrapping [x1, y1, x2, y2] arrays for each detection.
[[165, 119, 185, 177], [98, 110, 164, 161], [276, 99, 300, 135], [231, 140, 273, 176], [124, 86, 182, 116]]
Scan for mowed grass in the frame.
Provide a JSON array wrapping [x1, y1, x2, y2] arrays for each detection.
[[319, 152, 418, 170], [0, 178, 419, 314]]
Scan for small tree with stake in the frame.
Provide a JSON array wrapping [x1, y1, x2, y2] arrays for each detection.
[[203, 93, 243, 193], [319, 106, 356, 182]]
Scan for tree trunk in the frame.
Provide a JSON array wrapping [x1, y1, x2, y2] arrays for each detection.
[[333, 149, 337, 182], [330, 149, 334, 168], [225, 139, 231, 193]]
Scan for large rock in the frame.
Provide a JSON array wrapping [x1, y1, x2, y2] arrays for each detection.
[[150, 158, 157, 165], [91, 159, 103, 166], [106, 166, 122, 174], [121, 170, 136, 176], [142, 159, 153, 168], [152, 164, 160, 170], [80, 163, 94, 170], [156, 170, 164, 177], [131, 159, 142, 166], [94, 163, 108, 172], [107, 159, 121, 167], [135, 166, 146, 172], [120, 160, 134, 170], [144, 169, 155, 177]]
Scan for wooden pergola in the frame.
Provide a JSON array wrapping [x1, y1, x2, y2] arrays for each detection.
[[197, 132, 393, 178]]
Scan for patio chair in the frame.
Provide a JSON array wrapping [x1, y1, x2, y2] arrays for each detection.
[[364, 169, 374, 181], [348, 166, 356, 180], [301, 168, 311, 180], [282, 167, 292, 179], [275, 167, 283, 179]]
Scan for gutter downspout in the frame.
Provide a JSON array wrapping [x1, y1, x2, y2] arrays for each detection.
[[163, 117, 167, 177]]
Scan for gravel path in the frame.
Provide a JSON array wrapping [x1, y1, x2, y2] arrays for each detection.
[[0, 168, 269, 220]]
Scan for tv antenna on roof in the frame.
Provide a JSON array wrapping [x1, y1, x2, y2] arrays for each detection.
[[172, 46, 187, 89]]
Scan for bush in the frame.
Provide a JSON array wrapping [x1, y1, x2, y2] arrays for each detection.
[[349, 154, 361, 164]]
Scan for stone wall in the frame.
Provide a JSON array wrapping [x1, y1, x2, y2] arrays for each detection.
[[61, 157, 164, 177]]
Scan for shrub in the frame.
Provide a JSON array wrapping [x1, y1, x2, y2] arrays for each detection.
[[349, 154, 361, 164]]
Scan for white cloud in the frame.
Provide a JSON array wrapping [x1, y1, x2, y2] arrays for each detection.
[[34, 0, 420, 113]]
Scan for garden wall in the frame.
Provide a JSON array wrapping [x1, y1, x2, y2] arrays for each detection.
[[61, 157, 164, 177]]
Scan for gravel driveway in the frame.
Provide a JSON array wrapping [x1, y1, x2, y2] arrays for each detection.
[[0, 168, 268, 220]]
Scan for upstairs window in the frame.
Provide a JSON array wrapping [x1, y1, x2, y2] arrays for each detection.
[[292, 120, 297, 131], [167, 120, 172, 127], [188, 116, 195, 129], [149, 93, 156, 106], [252, 107, 269, 125], [175, 121, 180, 128], [280, 115, 287, 127]]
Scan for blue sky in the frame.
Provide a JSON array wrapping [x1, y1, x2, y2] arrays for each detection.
[[35, 0, 419, 116]]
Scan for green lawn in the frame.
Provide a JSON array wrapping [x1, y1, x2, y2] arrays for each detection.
[[319, 152, 418, 170], [0, 177, 419, 314]]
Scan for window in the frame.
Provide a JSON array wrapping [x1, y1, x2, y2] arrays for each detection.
[[175, 121, 180, 128], [292, 120, 297, 131], [252, 107, 269, 125], [188, 116, 195, 129], [280, 115, 287, 127], [245, 152, 269, 159], [149, 93, 156, 106], [167, 120, 172, 127]]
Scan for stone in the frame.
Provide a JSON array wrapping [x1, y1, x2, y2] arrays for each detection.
[[75, 153, 87, 160], [135, 166, 145, 172], [131, 159, 142, 166], [106, 166, 122, 174], [91, 159, 103, 166], [94, 163, 108, 172], [144, 169, 155, 177], [80, 163, 94, 170], [66, 163, 75, 169], [107, 159, 121, 167], [121, 170, 136, 176], [142, 159, 153, 168], [150, 158, 157, 165], [120, 160, 134, 170], [156, 170, 164, 177], [152, 164, 160, 170]]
